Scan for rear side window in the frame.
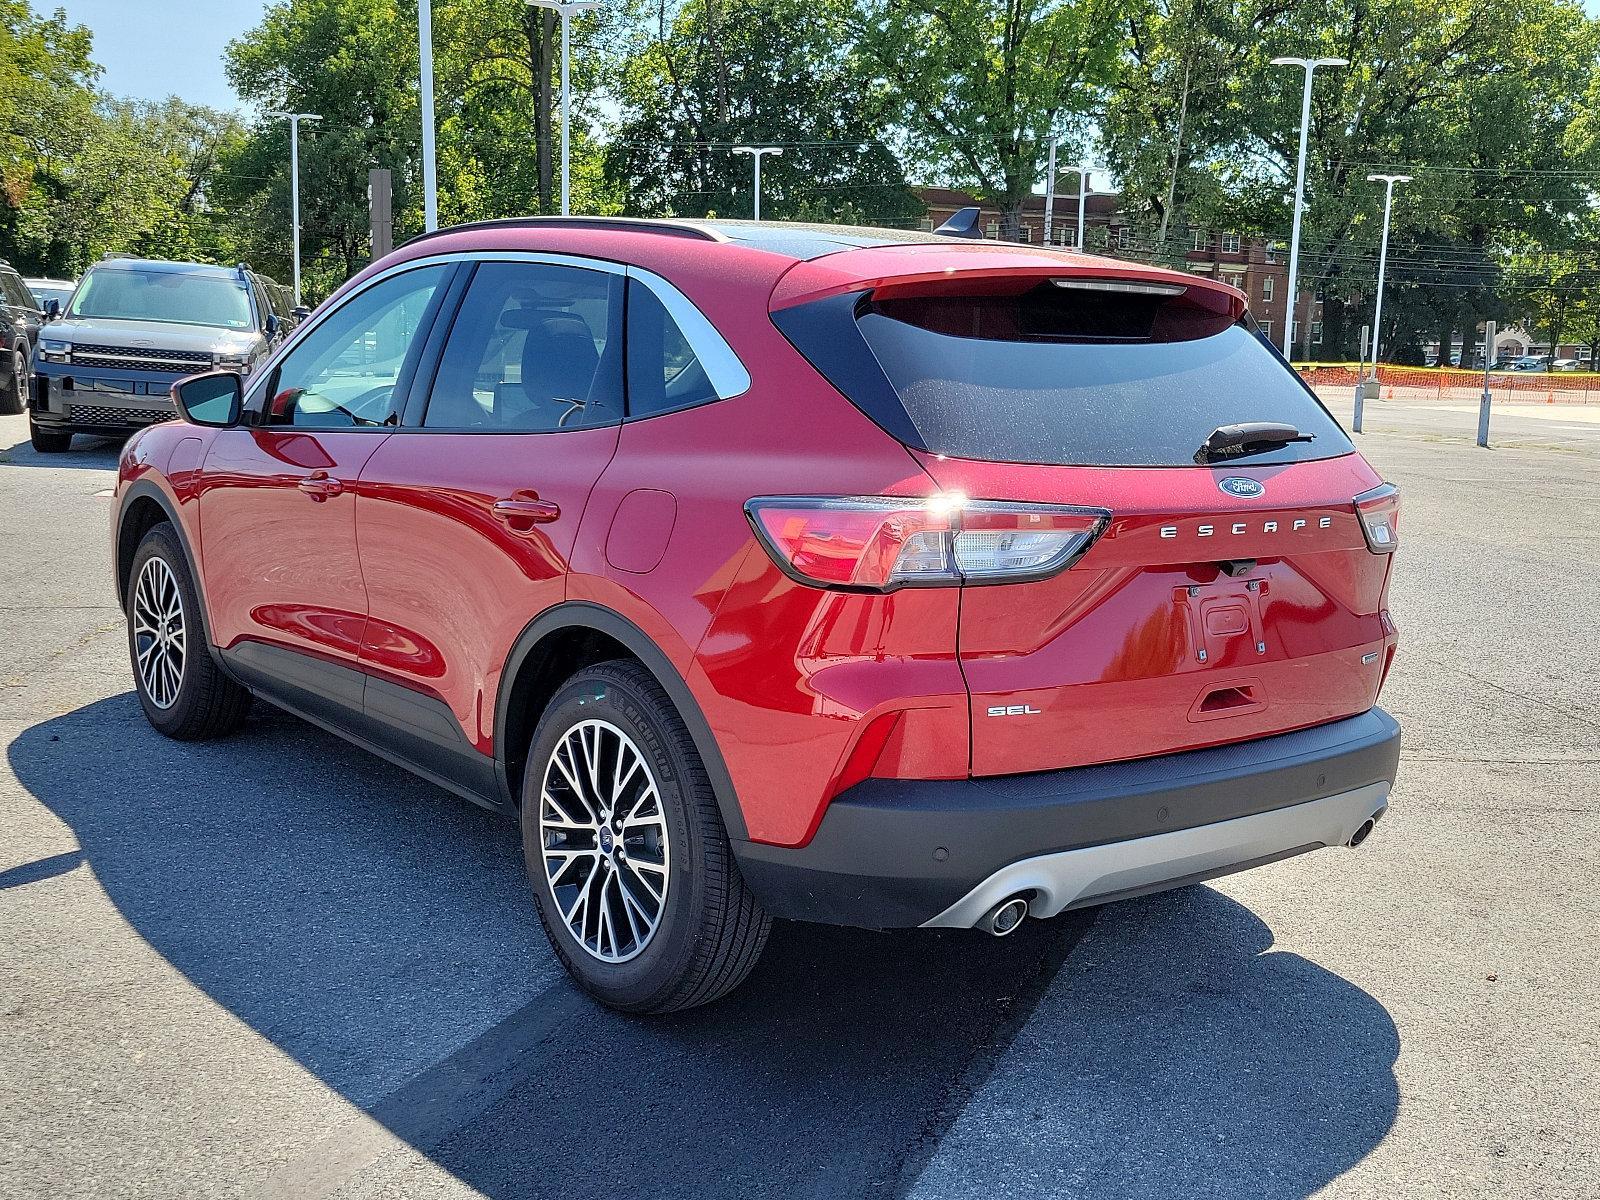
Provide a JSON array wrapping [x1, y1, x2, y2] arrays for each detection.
[[780, 279, 1353, 468], [423, 262, 623, 431], [626, 281, 718, 417]]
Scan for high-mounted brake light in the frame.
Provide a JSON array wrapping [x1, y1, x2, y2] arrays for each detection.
[[744, 495, 1110, 591], [1354, 483, 1400, 553], [1051, 278, 1188, 297]]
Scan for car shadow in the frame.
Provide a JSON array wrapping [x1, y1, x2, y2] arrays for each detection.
[[0, 432, 124, 469], [9, 694, 1399, 1199]]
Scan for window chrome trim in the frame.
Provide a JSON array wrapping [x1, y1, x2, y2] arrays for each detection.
[[245, 249, 751, 411], [625, 266, 751, 400]]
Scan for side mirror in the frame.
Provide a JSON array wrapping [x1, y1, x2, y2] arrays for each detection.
[[265, 313, 281, 338], [291, 305, 312, 322], [43, 299, 59, 320], [172, 371, 243, 428]]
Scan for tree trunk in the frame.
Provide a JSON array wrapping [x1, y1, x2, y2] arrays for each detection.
[[1437, 315, 1453, 366]]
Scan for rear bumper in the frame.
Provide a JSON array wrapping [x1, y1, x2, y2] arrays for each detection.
[[733, 707, 1400, 929]]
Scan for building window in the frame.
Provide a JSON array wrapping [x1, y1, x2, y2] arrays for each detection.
[[1261, 277, 1275, 303], [917, 219, 934, 232], [1016, 224, 1032, 243], [985, 221, 1000, 240], [1057, 224, 1075, 246], [1260, 320, 1272, 339], [1188, 228, 1207, 252], [1222, 231, 1241, 254], [1311, 321, 1323, 344], [1290, 320, 1299, 344], [1116, 226, 1135, 249], [1223, 272, 1245, 291], [1265, 242, 1281, 263]]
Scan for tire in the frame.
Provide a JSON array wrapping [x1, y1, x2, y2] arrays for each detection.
[[0, 345, 27, 415], [126, 522, 251, 740], [521, 660, 770, 1013], [28, 417, 71, 453]]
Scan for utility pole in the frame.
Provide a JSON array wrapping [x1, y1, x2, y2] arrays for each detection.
[[419, 0, 437, 230], [265, 110, 321, 307], [732, 146, 784, 221], [368, 168, 393, 262], [1478, 320, 1496, 447], [1043, 136, 1058, 247], [1271, 55, 1347, 356], [528, 0, 603, 216]]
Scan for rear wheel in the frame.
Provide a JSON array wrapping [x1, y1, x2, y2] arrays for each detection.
[[1, 346, 30, 415], [126, 523, 251, 739], [522, 660, 770, 1013], [28, 417, 71, 453]]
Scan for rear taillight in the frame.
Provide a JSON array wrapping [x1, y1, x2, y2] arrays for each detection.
[[745, 495, 1109, 591], [1354, 484, 1400, 553]]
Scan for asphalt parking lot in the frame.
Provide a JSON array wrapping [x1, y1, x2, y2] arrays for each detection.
[[2, 396, 1597, 1199]]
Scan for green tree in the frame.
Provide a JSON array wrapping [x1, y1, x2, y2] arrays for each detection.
[[606, 0, 920, 225], [850, 0, 1131, 236]]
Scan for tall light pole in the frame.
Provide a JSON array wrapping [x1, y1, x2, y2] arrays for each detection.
[[529, 0, 603, 216], [732, 146, 783, 221], [1070, 163, 1101, 251], [1043, 136, 1058, 246], [1271, 55, 1347, 356], [1366, 173, 1410, 368], [265, 111, 322, 307], [419, 0, 437, 230]]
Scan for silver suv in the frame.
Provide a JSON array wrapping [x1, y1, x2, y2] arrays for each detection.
[[28, 258, 282, 453]]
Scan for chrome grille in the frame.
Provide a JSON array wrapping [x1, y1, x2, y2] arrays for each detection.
[[68, 404, 176, 428], [69, 343, 214, 373]]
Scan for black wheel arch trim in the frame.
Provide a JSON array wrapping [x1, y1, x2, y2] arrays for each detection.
[[114, 478, 236, 682], [494, 601, 748, 841]]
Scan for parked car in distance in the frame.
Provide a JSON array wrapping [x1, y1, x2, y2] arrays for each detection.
[[1511, 355, 1552, 371], [28, 257, 281, 452], [1552, 358, 1584, 372], [24, 277, 76, 314], [0, 260, 45, 415], [111, 217, 1402, 1013]]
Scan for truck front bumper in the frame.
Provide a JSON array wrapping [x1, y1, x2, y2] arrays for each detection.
[[32, 365, 182, 436], [732, 707, 1400, 930]]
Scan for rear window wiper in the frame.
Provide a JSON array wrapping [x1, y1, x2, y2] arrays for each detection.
[[1194, 422, 1314, 464]]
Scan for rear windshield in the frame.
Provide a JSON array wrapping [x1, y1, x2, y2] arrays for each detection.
[[784, 279, 1352, 468], [68, 268, 255, 330]]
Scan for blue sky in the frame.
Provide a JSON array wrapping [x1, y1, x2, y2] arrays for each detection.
[[52, 0, 270, 112], [48, 0, 1600, 112]]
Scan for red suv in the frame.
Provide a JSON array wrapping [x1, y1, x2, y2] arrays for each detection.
[[113, 218, 1401, 1013]]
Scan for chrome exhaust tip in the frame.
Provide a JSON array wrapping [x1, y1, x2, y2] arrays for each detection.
[[983, 895, 1030, 937], [1347, 817, 1376, 848]]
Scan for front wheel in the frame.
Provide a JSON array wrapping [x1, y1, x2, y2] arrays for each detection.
[[126, 523, 251, 739], [522, 661, 770, 1013], [0, 346, 29, 415]]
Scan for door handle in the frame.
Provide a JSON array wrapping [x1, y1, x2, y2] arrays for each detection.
[[297, 471, 344, 501], [492, 496, 560, 526]]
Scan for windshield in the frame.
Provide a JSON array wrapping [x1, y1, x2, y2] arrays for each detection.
[[853, 284, 1352, 468], [67, 268, 254, 330], [28, 282, 74, 307]]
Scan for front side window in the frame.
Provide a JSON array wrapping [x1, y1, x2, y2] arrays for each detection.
[[264, 264, 448, 428], [626, 281, 719, 418], [68, 267, 254, 329], [422, 261, 622, 431]]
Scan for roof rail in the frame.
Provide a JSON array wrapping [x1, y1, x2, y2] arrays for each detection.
[[398, 215, 726, 249]]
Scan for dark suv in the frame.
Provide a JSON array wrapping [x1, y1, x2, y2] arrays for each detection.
[[113, 218, 1401, 1013], [0, 260, 44, 416], [29, 257, 280, 452]]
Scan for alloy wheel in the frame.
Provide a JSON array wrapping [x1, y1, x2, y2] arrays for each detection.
[[132, 556, 186, 709], [539, 718, 671, 963]]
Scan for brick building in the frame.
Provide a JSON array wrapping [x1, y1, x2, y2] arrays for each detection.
[[914, 187, 1324, 357]]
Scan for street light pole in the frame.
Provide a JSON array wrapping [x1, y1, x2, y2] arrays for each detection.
[[529, 0, 603, 216], [1270, 55, 1347, 356], [419, 0, 438, 230], [732, 146, 784, 221], [1043, 136, 1058, 247], [265, 111, 322, 307], [1071, 163, 1101, 251]]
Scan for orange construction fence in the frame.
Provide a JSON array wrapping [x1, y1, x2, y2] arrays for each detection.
[[1294, 363, 1600, 404]]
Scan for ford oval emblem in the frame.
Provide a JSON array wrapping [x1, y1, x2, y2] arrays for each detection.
[[1218, 477, 1265, 498]]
